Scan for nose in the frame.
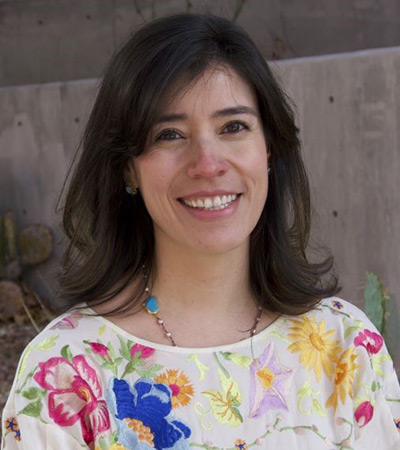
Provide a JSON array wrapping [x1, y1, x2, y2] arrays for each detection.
[[186, 137, 229, 178]]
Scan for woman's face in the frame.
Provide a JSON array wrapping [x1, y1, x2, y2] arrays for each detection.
[[127, 66, 270, 257]]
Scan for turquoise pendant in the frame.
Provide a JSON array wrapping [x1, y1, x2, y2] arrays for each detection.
[[143, 296, 159, 315]]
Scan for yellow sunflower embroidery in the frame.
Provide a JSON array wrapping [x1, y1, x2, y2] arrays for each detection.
[[326, 348, 358, 410], [287, 315, 341, 381], [155, 369, 195, 408]]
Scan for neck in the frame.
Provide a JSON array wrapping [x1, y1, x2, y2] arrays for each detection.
[[150, 237, 256, 321]]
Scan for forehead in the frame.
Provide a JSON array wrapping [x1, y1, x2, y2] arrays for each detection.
[[159, 65, 258, 115]]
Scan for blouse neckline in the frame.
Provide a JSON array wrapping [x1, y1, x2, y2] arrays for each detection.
[[81, 305, 284, 354]]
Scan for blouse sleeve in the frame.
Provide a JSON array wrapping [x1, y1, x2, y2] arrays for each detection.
[[349, 309, 400, 449], [1, 333, 90, 449]]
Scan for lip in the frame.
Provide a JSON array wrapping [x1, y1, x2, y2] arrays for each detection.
[[177, 193, 240, 221], [178, 189, 241, 200]]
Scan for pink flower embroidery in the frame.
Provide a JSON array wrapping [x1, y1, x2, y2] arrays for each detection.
[[130, 343, 155, 359], [249, 342, 294, 418], [33, 355, 110, 445], [354, 401, 374, 427], [354, 329, 383, 355], [88, 342, 111, 361], [50, 312, 82, 330]]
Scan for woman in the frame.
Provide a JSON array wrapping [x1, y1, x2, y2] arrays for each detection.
[[2, 13, 400, 450]]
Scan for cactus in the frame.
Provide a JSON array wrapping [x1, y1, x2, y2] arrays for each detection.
[[0, 210, 55, 330], [364, 272, 399, 363], [19, 224, 53, 265]]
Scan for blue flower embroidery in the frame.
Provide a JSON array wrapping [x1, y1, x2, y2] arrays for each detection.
[[107, 378, 191, 449]]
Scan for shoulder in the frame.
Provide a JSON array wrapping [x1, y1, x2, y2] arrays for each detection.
[[302, 296, 379, 335], [292, 296, 396, 382], [8, 306, 107, 397]]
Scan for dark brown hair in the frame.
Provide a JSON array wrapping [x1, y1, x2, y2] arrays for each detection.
[[56, 13, 339, 316]]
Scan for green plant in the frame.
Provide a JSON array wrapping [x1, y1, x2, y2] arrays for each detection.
[[0, 210, 54, 331], [364, 272, 399, 362]]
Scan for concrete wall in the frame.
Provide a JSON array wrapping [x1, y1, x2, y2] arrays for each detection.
[[1, 46, 399, 361], [1, 0, 400, 87]]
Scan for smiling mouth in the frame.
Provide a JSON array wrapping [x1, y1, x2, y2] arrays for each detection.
[[179, 194, 240, 211]]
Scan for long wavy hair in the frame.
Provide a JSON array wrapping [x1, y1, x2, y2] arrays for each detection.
[[56, 13, 339, 316]]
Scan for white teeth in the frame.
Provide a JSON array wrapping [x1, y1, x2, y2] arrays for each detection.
[[182, 194, 238, 210], [213, 196, 222, 207], [204, 198, 213, 208]]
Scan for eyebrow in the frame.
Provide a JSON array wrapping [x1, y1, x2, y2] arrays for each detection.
[[154, 105, 258, 124]]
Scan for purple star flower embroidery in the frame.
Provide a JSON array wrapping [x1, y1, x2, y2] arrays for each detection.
[[249, 342, 294, 418]]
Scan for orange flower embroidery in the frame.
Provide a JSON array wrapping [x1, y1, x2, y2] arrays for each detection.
[[326, 348, 358, 410], [125, 418, 155, 446], [155, 369, 194, 408]]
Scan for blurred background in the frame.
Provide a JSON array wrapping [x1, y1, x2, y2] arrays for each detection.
[[1, 0, 399, 411]]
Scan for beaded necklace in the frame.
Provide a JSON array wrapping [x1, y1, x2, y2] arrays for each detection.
[[141, 270, 263, 347]]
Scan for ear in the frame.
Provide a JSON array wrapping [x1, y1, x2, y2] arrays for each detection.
[[124, 158, 139, 187]]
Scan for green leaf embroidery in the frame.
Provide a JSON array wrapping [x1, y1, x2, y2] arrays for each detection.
[[107, 341, 116, 361], [35, 335, 59, 351], [121, 361, 136, 378], [371, 353, 392, 378], [202, 368, 243, 427], [18, 336, 59, 380], [21, 387, 45, 401], [97, 438, 108, 450], [220, 352, 253, 368], [110, 431, 119, 444], [312, 398, 327, 417], [17, 345, 33, 380], [114, 357, 124, 367], [136, 364, 163, 378], [18, 399, 42, 418], [297, 380, 312, 415], [98, 325, 106, 336], [118, 335, 131, 360], [60, 345, 73, 362], [188, 354, 210, 381], [344, 326, 361, 339]]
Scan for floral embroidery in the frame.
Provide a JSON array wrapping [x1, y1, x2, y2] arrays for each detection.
[[326, 348, 358, 410], [354, 329, 383, 355], [234, 438, 248, 449], [332, 300, 344, 310], [33, 354, 110, 445], [203, 364, 243, 427], [50, 311, 82, 330], [95, 443, 127, 450], [287, 316, 341, 381], [88, 341, 113, 362], [130, 343, 156, 359], [3, 297, 400, 448], [125, 418, 155, 446], [249, 342, 293, 418], [4, 417, 21, 441], [354, 401, 374, 427], [155, 369, 194, 408], [108, 378, 191, 449]]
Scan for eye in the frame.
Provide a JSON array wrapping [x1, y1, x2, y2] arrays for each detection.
[[222, 120, 249, 134], [154, 129, 182, 142]]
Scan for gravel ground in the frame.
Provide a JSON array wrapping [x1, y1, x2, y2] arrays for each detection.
[[0, 323, 38, 418]]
